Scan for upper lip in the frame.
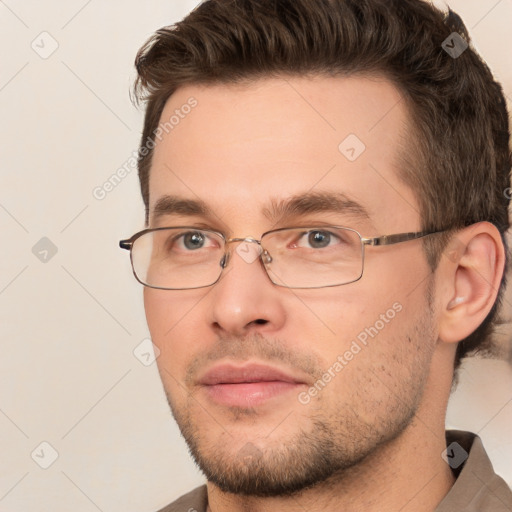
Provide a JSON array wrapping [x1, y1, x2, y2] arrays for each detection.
[[198, 362, 307, 386]]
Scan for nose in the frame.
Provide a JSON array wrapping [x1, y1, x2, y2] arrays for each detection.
[[219, 239, 273, 269], [208, 240, 286, 336]]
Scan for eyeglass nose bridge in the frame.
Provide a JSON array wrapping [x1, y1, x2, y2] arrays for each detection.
[[219, 237, 273, 269]]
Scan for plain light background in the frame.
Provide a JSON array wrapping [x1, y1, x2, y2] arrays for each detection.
[[0, 1, 511, 511]]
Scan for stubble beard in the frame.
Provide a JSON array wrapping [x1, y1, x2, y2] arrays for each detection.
[[162, 304, 436, 497]]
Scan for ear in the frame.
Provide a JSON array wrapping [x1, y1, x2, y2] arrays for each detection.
[[437, 222, 506, 344]]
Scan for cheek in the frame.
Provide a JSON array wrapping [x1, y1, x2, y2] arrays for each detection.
[[144, 288, 204, 336], [304, 300, 430, 418], [288, 282, 392, 343], [292, 283, 415, 381], [143, 288, 168, 345], [143, 289, 192, 369], [364, 245, 429, 299]]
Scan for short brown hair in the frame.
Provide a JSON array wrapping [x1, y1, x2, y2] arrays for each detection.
[[133, 0, 511, 372]]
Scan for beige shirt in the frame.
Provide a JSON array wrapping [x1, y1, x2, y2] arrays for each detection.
[[157, 430, 512, 512]]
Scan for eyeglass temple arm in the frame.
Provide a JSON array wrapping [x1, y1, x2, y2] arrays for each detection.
[[119, 240, 132, 250], [361, 230, 440, 246]]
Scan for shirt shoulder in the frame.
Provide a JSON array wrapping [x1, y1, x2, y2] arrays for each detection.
[[436, 430, 512, 512], [156, 485, 208, 512]]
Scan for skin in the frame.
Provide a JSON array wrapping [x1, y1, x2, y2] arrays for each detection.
[[143, 75, 505, 512]]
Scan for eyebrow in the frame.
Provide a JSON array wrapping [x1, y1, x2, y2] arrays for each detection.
[[152, 195, 211, 221], [150, 191, 371, 226], [263, 191, 371, 224]]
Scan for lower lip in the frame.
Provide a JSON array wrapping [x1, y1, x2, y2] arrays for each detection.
[[203, 381, 301, 407]]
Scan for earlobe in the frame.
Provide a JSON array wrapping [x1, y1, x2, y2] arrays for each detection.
[[437, 223, 505, 344]]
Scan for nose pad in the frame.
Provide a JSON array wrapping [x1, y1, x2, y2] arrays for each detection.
[[220, 252, 230, 269], [220, 247, 271, 269]]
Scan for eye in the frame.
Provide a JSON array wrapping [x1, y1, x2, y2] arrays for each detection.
[[182, 231, 206, 250], [294, 230, 341, 249], [170, 231, 219, 252]]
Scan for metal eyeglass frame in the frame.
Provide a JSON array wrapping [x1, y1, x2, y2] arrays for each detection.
[[119, 226, 444, 290]]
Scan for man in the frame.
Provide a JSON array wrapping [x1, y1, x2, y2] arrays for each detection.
[[119, 0, 512, 510]]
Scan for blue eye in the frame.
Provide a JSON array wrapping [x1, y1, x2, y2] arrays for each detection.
[[181, 231, 206, 250], [167, 231, 218, 253], [307, 231, 331, 248], [295, 230, 340, 249]]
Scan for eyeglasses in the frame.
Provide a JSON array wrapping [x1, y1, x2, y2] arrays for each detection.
[[119, 226, 442, 290]]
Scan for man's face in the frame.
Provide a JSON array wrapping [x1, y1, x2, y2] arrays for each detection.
[[144, 75, 438, 495]]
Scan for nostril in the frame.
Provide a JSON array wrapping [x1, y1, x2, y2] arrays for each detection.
[[253, 319, 268, 325]]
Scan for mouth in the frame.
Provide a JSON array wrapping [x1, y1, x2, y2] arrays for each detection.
[[197, 363, 308, 408]]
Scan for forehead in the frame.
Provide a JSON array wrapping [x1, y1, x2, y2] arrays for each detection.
[[149, 75, 420, 233]]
